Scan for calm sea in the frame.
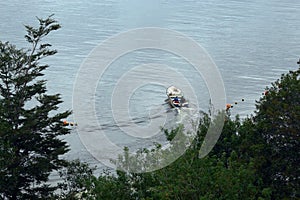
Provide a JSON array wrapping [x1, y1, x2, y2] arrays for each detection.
[[1, 0, 300, 174]]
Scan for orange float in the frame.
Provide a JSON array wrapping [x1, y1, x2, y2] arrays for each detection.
[[226, 104, 232, 111]]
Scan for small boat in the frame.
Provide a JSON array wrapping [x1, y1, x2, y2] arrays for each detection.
[[166, 86, 189, 108]]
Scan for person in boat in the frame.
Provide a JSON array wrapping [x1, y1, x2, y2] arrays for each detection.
[[174, 96, 180, 103]]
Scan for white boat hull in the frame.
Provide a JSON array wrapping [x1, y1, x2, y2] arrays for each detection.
[[166, 86, 189, 108]]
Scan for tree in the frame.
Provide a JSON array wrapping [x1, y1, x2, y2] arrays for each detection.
[[254, 67, 300, 199], [57, 159, 95, 199], [85, 115, 263, 200], [0, 16, 71, 199]]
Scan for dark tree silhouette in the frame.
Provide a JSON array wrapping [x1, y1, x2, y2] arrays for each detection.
[[255, 66, 300, 199], [0, 16, 71, 199]]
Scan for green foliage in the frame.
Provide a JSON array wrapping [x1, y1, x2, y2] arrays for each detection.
[[79, 115, 264, 200], [162, 125, 183, 141], [144, 117, 262, 200], [57, 160, 95, 199], [112, 124, 190, 174], [254, 67, 300, 199], [0, 16, 71, 199]]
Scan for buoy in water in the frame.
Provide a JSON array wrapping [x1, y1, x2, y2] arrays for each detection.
[[226, 98, 246, 111], [62, 120, 77, 126], [63, 120, 68, 126], [226, 104, 232, 111]]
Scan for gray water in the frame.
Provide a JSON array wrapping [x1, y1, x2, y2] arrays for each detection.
[[1, 0, 300, 174]]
